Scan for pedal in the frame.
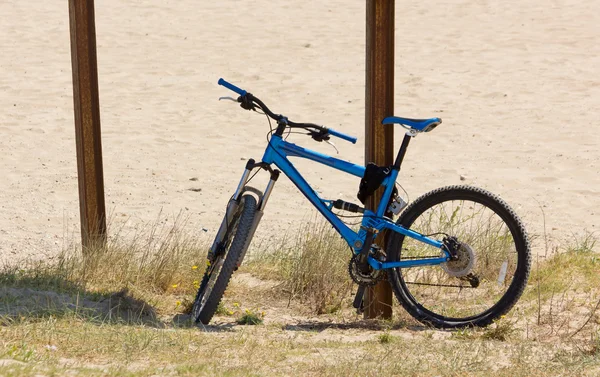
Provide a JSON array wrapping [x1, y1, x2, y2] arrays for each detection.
[[353, 285, 366, 314]]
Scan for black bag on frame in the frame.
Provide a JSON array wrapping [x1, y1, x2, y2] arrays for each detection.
[[357, 163, 395, 205]]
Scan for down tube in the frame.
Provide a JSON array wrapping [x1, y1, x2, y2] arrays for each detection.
[[271, 154, 360, 248]]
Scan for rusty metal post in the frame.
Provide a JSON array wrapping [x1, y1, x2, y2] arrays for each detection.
[[364, 0, 395, 319], [69, 0, 107, 250]]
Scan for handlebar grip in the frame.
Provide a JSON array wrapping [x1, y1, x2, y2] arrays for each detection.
[[218, 78, 247, 96], [328, 128, 358, 144]]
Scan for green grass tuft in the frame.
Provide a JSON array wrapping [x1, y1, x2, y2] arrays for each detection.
[[237, 309, 264, 325], [378, 331, 393, 344]]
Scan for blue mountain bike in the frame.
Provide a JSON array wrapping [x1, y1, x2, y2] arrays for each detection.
[[192, 79, 531, 328]]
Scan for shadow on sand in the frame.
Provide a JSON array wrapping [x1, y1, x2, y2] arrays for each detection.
[[0, 270, 159, 327], [0, 269, 243, 333], [282, 319, 429, 333]]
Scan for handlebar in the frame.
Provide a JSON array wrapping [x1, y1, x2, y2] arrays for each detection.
[[217, 78, 246, 96], [218, 78, 357, 144], [328, 128, 358, 144]]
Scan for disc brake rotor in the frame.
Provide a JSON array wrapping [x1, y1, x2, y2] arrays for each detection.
[[441, 243, 476, 277]]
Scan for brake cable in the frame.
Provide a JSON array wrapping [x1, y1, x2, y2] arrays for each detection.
[[242, 92, 338, 153]]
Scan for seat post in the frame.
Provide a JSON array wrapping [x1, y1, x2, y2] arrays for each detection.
[[393, 131, 416, 170]]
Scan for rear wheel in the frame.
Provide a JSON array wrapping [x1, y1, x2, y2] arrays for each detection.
[[387, 185, 530, 328], [192, 194, 257, 324]]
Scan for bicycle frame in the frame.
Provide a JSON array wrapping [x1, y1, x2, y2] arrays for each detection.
[[236, 133, 450, 270]]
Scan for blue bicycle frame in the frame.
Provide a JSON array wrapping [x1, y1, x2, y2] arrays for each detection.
[[216, 77, 450, 270], [236, 133, 451, 271]]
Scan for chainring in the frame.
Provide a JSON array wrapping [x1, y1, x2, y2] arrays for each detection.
[[348, 254, 385, 286]]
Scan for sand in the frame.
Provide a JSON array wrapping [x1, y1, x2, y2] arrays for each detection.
[[0, 0, 599, 262]]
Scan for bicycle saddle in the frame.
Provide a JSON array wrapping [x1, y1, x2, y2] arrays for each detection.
[[382, 116, 442, 132]]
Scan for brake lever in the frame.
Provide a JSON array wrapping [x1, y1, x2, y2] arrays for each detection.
[[218, 96, 238, 102], [309, 130, 338, 153], [310, 131, 328, 142], [325, 139, 339, 154], [239, 95, 256, 111]]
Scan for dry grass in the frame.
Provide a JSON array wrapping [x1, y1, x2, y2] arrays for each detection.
[[517, 231, 600, 341], [0, 313, 598, 376], [0, 214, 209, 321], [244, 221, 353, 315], [0, 221, 599, 376]]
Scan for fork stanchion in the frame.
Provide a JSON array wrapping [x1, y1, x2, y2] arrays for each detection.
[[364, 0, 395, 319]]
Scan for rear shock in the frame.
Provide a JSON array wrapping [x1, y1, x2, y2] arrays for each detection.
[[332, 199, 364, 213]]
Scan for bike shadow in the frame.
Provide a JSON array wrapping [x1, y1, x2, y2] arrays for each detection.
[[171, 314, 237, 332], [282, 319, 429, 333]]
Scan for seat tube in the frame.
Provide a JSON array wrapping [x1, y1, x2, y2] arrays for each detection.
[[377, 169, 400, 217]]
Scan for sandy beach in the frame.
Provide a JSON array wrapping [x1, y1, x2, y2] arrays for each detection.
[[1, 0, 599, 262]]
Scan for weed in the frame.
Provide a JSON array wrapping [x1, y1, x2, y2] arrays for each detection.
[[378, 331, 393, 344], [568, 231, 597, 254], [179, 298, 194, 315], [214, 301, 229, 316], [237, 309, 264, 325], [481, 317, 517, 341], [451, 327, 478, 340]]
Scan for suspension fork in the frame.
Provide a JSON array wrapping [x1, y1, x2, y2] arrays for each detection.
[[209, 160, 255, 258], [209, 159, 258, 259], [236, 161, 280, 268], [231, 159, 256, 201]]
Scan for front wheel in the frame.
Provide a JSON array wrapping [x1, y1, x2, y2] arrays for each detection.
[[387, 185, 530, 328], [192, 194, 257, 324]]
